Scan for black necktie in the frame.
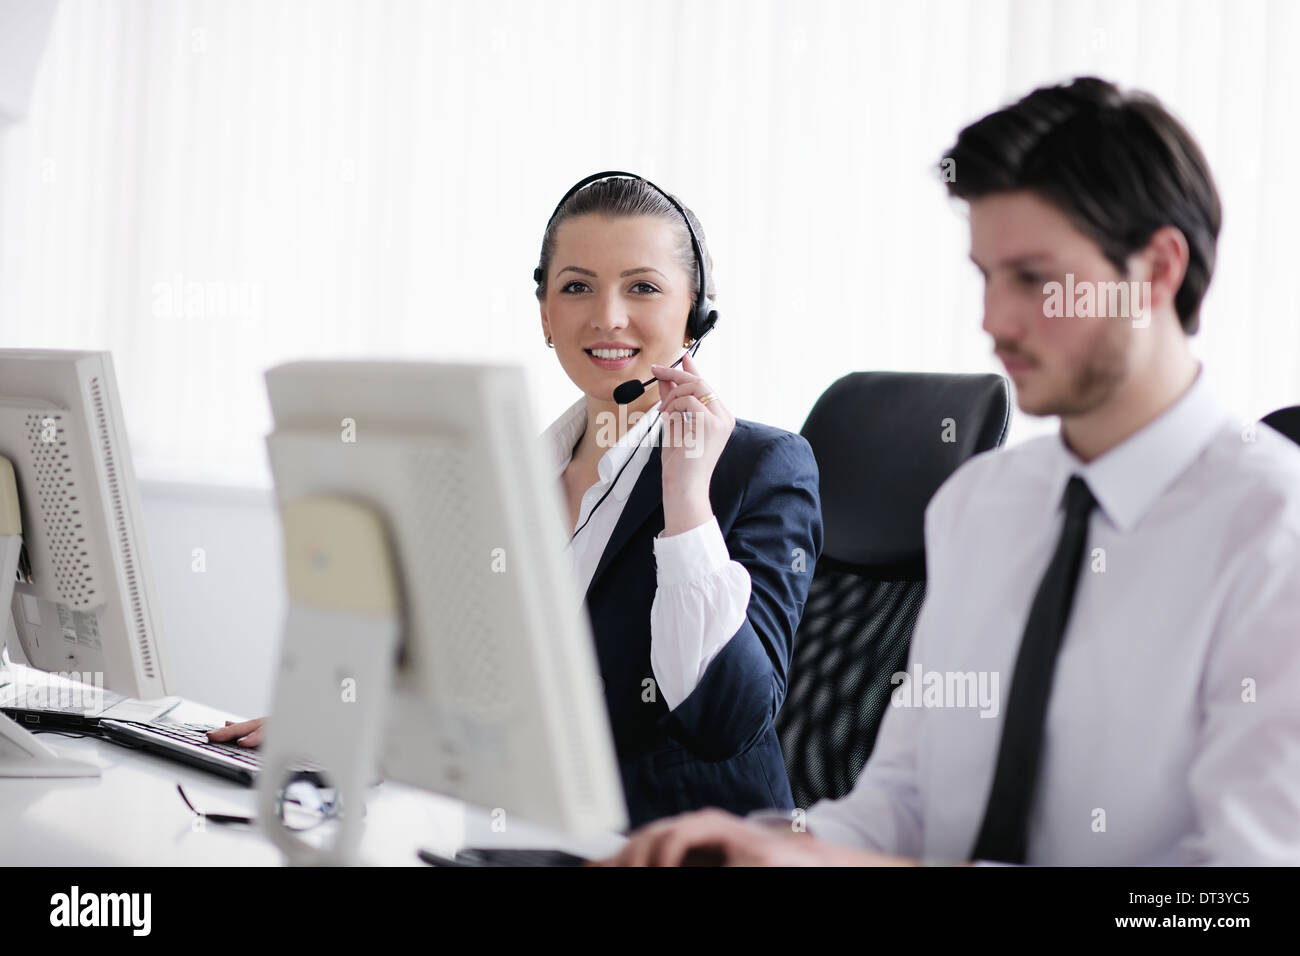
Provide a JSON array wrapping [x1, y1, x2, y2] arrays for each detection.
[[970, 474, 1097, 864]]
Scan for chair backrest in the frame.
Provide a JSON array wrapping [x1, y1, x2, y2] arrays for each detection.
[[777, 371, 1010, 809], [1263, 405, 1300, 447]]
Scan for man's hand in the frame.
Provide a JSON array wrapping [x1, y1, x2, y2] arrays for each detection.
[[590, 808, 921, 866]]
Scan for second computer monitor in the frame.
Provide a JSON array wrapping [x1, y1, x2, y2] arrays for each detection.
[[262, 360, 627, 841]]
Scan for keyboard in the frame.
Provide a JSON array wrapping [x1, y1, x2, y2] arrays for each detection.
[[98, 718, 325, 788]]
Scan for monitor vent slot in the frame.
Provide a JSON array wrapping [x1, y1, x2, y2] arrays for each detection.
[[23, 413, 93, 607], [89, 377, 154, 679], [402, 443, 519, 724]]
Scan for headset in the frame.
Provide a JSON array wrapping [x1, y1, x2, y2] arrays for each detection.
[[534, 170, 720, 354]]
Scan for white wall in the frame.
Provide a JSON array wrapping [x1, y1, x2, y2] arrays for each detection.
[[138, 482, 281, 716]]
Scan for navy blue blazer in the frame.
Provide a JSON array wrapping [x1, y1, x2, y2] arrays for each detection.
[[582, 419, 823, 829]]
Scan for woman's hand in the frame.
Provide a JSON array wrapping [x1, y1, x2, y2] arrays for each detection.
[[206, 717, 265, 747], [653, 352, 735, 535]]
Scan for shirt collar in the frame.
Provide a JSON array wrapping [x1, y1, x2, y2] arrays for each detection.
[[542, 397, 588, 481], [1045, 366, 1231, 532], [541, 396, 663, 499]]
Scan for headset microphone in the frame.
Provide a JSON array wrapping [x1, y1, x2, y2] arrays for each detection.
[[612, 325, 714, 405], [611, 367, 669, 407]]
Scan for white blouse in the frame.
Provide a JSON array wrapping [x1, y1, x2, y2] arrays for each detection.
[[542, 397, 752, 711]]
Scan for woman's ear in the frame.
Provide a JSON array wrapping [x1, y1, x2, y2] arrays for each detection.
[[539, 300, 550, 342]]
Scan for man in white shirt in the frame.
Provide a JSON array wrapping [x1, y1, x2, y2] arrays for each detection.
[[599, 76, 1300, 866]]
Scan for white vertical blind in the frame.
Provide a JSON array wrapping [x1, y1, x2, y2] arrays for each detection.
[[1, 0, 1297, 484]]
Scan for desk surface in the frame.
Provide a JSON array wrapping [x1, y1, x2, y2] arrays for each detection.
[[0, 698, 626, 866]]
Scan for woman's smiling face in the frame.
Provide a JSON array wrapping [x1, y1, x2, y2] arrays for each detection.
[[539, 213, 695, 405]]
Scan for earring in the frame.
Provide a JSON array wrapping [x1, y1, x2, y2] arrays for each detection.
[[546, 334, 555, 348], [684, 337, 693, 348]]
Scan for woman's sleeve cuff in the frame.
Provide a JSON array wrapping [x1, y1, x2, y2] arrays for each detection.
[[653, 516, 731, 588]]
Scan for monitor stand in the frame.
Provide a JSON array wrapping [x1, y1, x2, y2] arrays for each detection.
[[0, 711, 101, 778], [0, 535, 100, 779]]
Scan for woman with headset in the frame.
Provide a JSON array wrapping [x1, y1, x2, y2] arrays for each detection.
[[211, 172, 823, 828]]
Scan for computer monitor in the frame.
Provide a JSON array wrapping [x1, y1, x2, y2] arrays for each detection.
[[257, 360, 627, 863], [0, 350, 172, 766]]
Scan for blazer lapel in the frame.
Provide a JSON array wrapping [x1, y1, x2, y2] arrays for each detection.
[[584, 441, 664, 604]]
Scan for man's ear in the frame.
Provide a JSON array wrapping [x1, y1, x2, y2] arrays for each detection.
[[1134, 225, 1190, 314]]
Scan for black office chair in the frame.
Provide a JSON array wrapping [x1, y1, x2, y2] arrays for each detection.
[[777, 371, 1011, 809], [1262, 406, 1300, 446]]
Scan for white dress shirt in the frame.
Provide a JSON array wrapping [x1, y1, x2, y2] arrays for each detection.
[[542, 397, 752, 710], [807, 369, 1300, 865]]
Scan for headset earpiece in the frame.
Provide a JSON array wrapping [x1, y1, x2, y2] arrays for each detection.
[[688, 302, 719, 343]]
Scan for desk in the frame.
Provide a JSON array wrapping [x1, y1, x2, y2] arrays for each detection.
[[0, 697, 626, 866]]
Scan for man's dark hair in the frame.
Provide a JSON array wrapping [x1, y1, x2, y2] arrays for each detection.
[[941, 76, 1221, 334]]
